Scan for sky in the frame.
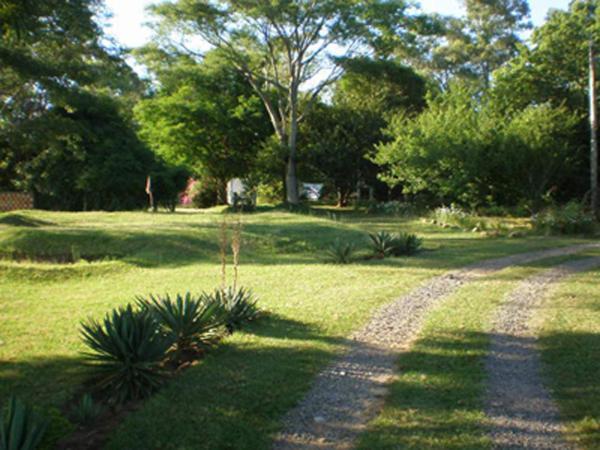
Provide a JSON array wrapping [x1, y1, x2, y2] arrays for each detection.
[[104, 0, 573, 49]]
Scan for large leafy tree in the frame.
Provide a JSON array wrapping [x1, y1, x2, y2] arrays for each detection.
[[400, 0, 530, 88], [0, 0, 168, 210], [374, 86, 579, 210], [135, 48, 271, 202], [148, 0, 418, 204], [493, 0, 600, 207], [302, 58, 426, 206]]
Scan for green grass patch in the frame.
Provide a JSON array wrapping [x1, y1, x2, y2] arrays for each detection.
[[0, 208, 593, 448], [538, 265, 600, 449]]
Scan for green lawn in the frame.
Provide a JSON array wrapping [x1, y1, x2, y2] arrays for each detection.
[[0, 208, 593, 449], [538, 265, 600, 449]]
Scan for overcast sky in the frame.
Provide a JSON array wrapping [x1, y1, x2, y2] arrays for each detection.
[[104, 0, 572, 49]]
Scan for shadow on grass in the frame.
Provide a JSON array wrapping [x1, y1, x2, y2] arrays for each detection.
[[0, 212, 591, 273], [0, 213, 55, 227], [0, 314, 351, 450], [357, 331, 490, 450], [0, 355, 86, 409], [358, 329, 600, 450], [539, 331, 600, 448]]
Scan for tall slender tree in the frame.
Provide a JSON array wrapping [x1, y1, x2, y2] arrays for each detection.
[[148, 0, 415, 204]]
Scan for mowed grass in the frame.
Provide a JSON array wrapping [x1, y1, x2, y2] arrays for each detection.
[[357, 250, 600, 450], [0, 208, 592, 448], [538, 265, 600, 449]]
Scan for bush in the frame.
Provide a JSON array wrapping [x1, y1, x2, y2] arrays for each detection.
[[137, 292, 226, 357], [151, 165, 190, 212], [368, 231, 396, 258], [190, 177, 221, 208], [389, 233, 423, 256], [203, 287, 260, 333], [366, 201, 417, 217], [326, 239, 356, 264], [532, 201, 597, 235], [80, 305, 172, 403], [431, 205, 482, 230], [0, 396, 47, 450]]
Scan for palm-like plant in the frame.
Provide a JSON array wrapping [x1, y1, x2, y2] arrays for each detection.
[[0, 396, 47, 450], [137, 292, 226, 356], [80, 305, 172, 403], [389, 232, 423, 256], [204, 287, 260, 333], [368, 231, 395, 258], [326, 239, 355, 264]]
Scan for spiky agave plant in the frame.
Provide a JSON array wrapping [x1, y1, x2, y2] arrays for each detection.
[[70, 394, 105, 426], [137, 292, 226, 356], [389, 232, 423, 256], [326, 239, 355, 264], [80, 305, 172, 404], [368, 231, 395, 258], [0, 396, 47, 450], [204, 287, 260, 333]]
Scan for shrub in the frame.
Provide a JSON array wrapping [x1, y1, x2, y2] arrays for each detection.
[[532, 201, 597, 235], [70, 394, 105, 426], [137, 292, 226, 357], [366, 201, 417, 217], [368, 231, 396, 258], [389, 233, 423, 256], [203, 287, 260, 333], [0, 396, 47, 450], [190, 177, 221, 208], [80, 305, 172, 403], [326, 240, 356, 264], [431, 205, 482, 230]]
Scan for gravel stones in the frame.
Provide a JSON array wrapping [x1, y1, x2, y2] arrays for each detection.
[[484, 256, 600, 450]]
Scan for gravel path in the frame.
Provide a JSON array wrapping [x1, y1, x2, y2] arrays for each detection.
[[484, 255, 600, 450], [272, 244, 600, 450]]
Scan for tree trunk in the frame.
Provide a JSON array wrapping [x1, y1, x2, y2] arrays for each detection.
[[286, 88, 300, 205], [590, 40, 598, 216]]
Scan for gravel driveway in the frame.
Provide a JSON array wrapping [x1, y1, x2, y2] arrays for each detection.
[[485, 256, 600, 449], [273, 243, 600, 450]]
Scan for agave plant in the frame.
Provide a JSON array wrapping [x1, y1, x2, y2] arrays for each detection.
[[368, 231, 395, 258], [389, 233, 423, 256], [137, 292, 226, 355], [80, 305, 172, 404], [70, 394, 105, 426], [204, 287, 260, 333], [326, 239, 355, 264], [0, 396, 47, 450]]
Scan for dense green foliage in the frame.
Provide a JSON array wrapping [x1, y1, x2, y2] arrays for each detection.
[[135, 50, 271, 204], [532, 201, 598, 235], [1, 0, 597, 212], [375, 87, 580, 210], [0, 0, 185, 211]]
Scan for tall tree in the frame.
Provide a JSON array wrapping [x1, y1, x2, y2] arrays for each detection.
[[148, 0, 416, 204], [135, 48, 271, 202], [493, 0, 600, 209], [403, 0, 530, 88], [301, 58, 426, 206], [0, 0, 167, 210]]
